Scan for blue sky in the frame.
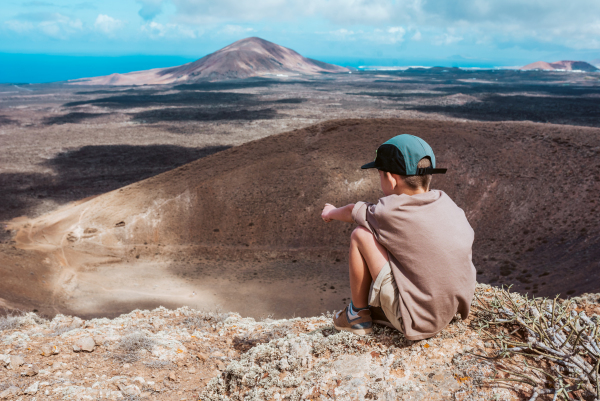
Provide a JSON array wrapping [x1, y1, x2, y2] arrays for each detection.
[[2, 0, 600, 73]]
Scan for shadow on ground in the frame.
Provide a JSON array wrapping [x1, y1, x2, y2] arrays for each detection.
[[410, 94, 600, 127], [0, 115, 16, 125], [132, 107, 279, 123], [65, 92, 260, 109], [43, 112, 114, 125], [0, 144, 230, 221]]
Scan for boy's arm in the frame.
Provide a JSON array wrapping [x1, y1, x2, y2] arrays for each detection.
[[321, 203, 355, 223]]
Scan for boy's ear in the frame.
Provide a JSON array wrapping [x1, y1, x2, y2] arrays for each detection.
[[388, 172, 400, 189]]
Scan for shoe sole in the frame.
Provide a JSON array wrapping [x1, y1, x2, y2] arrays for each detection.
[[333, 323, 373, 335], [373, 319, 395, 329]]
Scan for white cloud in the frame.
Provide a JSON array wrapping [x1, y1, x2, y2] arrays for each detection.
[[433, 33, 463, 46], [5, 20, 35, 33], [219, 25, 256, 36], [6, 13, 83, 39], [318, 0, 395, 25], [167, 0, 600, 50], [326, 28, 356, 40], [22, 1, 54, 6], [170, 0, 395, 25], [321, 26, 405, 44], [94, 14, 125, 35], [141, 21, 198, 39], [384, 26, 405, 44]]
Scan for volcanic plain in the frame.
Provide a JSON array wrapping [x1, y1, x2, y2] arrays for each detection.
[[1, 68, 599, 320]]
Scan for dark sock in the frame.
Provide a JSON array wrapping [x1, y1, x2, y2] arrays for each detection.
[[348, 301, 368, 319], [351, 301, 368, 312]]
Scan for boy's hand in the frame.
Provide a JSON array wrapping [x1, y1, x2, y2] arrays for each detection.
[[321, 203, 336, 222]]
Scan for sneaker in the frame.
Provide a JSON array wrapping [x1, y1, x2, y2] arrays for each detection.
[[369, 306, 395, 329], [333, 305, 372, 335]]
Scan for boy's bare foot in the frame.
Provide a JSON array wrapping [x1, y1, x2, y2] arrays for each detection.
[[333, 305, 373, 335]]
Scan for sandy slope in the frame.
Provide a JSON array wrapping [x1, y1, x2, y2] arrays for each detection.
[[3, 118, 599, 318]]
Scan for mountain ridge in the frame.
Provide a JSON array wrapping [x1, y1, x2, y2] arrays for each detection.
[[69, 37, 349, 86], [520, 60, 599, 72]]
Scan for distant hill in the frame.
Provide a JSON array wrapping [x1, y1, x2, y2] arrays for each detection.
[[591, 59, 600, 68], [70, 37, 349, 86], [520, 60, 599, 72]]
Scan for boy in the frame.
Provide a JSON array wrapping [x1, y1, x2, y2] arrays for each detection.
[[321, 134, 476, 341]]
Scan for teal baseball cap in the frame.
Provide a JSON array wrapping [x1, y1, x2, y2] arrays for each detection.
[[361, 134, 447, 176]]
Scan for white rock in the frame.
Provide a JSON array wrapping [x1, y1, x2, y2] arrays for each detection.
[[24, 381, 39, 395], [75, 337, 95, 352], [8, 355, 24, 370], [70, 317, 84, 330], [121, 385, 141, 396], [40, 344, 59, 356], [21, 363, 39, 376], [0, 386, 20, 399]]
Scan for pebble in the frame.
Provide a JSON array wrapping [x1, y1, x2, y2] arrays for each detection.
[[40, 344, 59, 356], [93, 335, 105, 345], [120, 384, 141, 396], [74, 337, 95, 352], [9, 355, 24, 370], [22, 364, 39, 376], [69, 317, 84, 330], [24, 381, 39, 395], [0, 386, 20, 399], [0, 354, 10, 367]]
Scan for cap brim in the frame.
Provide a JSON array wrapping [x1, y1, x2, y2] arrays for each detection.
[[361, 161, 377, 169]]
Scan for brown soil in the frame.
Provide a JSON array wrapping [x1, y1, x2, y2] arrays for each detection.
[[2, 117, 599, 319]]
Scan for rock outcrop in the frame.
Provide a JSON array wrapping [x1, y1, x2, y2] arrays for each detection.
[[2, 284, 600, 400]]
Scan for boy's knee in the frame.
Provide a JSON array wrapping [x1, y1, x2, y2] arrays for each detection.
[[351, 226, 374, 244]]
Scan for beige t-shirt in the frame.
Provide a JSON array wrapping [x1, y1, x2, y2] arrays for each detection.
[[352, 190, 476, 340]]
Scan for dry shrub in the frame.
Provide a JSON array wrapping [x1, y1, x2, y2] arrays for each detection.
[[110, 331, 156, 363]]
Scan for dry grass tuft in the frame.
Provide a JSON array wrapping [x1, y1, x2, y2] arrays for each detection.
[[473, 286, 600, 401]]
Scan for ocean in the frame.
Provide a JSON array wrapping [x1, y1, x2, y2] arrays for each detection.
[[0, 53, 506, 84], [0, 53, 197, 84]]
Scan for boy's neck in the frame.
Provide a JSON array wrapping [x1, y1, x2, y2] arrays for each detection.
[[393, 180, 428, 196], [395, 187, 428, 196]]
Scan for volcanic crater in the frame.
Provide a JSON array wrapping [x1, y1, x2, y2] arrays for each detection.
[[2, 118, 599, 319]]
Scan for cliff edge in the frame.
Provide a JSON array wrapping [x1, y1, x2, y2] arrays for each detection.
[[2, 284, 600, 400]]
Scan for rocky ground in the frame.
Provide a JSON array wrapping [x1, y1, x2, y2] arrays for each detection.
[[3, 284, 600, 400]]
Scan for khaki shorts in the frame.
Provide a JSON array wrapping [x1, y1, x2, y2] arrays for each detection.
[[368, 262, 405, 333]]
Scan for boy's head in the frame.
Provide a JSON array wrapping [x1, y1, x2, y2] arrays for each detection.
[[361, 134, 446, 194]]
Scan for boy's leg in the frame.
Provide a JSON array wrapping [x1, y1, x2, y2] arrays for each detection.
[[349, 226, 389, 309]]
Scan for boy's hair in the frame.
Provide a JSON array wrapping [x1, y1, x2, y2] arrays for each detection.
[[402, 157, 432, 190]]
